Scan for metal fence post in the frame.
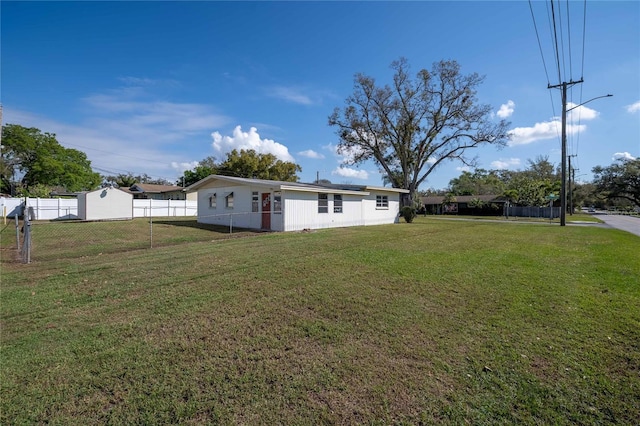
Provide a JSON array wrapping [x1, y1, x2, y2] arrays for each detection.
[[22, 215, 31, 264], [229, 214, 233, 234], [15, 215, 20, 251], [150, 215, 153, 248]]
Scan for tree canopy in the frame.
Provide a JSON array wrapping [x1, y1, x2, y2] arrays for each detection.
[[445, 156, 561, 207], [592, 158, 640, 207], [217, 149, 301, 181], [178, 151, 301, 186], [1, 124, 101, 195], [178, 156, 218, 187], [104, 173, 172, 188], [328, 58, 510, 204], [447, 169, 505, 196]]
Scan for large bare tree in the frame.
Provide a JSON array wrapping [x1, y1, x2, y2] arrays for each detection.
[[328, 58, 510, 205]]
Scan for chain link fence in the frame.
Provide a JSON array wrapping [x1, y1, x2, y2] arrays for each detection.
[[0, 213, 265, 264]]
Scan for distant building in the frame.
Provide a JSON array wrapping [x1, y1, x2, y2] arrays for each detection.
[[119, 183, 196, 201], [420, 195, 506, 215]]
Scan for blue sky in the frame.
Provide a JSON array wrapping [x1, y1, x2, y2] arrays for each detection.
[[2, 1, 638, 190]]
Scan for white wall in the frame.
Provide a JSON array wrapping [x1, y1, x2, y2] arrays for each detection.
[[80, 188, 132, 220], [193, 182, 404, 232], [283, 192, 365, 231], [196, 184, 277, 230], [361, 191, 401, 226]]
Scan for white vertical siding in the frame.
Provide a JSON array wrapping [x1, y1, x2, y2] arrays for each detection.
[[194, 180, 404, 232], [195, 183, 283, 231], [283, 192, 366, 231]]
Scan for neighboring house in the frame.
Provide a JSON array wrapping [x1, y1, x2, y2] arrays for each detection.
[[120, 183, 196, 201], [78, 187, 133, 220], [186, 175, 409, 232], [420, 195, 506, 215]]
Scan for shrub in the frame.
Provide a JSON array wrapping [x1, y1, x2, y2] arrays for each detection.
[[401, 206, 417, 223]]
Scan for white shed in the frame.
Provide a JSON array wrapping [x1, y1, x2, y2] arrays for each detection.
[[77, 187, 133, 220], [186, 175, 409, 232]]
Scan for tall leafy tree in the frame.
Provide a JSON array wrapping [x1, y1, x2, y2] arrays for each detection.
[[592, 158, 640, 207], [1, 124, 101, 194], [448, 169, 505, 195], [217, 149, 301, 181], [178, 156, 218, 187], [328, 58, 510, 204]]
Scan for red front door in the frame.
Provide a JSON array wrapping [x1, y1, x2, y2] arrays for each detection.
[[261, 193, 271, 230]]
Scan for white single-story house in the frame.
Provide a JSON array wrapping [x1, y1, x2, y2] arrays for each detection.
[[77, 187, 133, 220], [185, 175, 409, 232]]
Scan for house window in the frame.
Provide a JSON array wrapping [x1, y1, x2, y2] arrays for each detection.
[[318, 193, 328, 213], [376, 195, 389, 209], [333, 194, 343, 213], [209, 193, 217, 209], [225, 192, 234, 209], [252, 192, 259, 212], [274, 191, 282, 214]]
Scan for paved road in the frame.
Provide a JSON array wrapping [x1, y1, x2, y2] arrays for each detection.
[[594, 214, 640, 237]]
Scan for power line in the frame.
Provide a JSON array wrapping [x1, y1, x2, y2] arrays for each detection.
[[565, 0, 573, 80], [528, 0, 552, 85], [550, 0, 563, 85], [580, 0, 587, 80]]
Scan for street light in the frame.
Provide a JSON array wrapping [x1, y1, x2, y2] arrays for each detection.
[[567, 94, 613, 112]]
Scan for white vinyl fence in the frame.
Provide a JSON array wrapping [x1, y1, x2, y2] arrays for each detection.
[[1, 197, 197, 220], [132, 199, 197, 217]]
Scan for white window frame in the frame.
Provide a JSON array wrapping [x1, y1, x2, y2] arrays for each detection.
[[333, 194, 343, 213], [225, 192, 234, 209], [376, 195, 389, 209], [209, 193, 217, 209], [274, 191, 282, 214], [252, 191, 259, 213], [318, 193, 328, 213]]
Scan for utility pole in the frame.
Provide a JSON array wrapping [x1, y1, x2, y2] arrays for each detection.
[[548, 79, 583, 226], [547, 81, 611, 226], [568, 155, 576, 216]]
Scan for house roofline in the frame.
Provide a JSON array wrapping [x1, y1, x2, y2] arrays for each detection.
[[186, 174, 411, 194]]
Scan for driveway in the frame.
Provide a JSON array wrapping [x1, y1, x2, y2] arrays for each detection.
[[594, 214, 640, 237]]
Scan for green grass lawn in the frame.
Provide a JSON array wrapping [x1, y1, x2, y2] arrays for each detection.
[[2, 217, 639, 424]]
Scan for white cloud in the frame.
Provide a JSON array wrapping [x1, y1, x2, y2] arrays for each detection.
[[171, 161, 200, 173], [4, 85, 230, 181], [508, 119, 585, 146], [566, 102, 598, 122], [211, 126, 295, 162], [507, 103, 601, 146], [118, 76, 163, 86], [456, 166, 471, 172], [626, 101, 640, 113], [265, 86, 313, 105], [323, 142, 368, 165], [497, 100, 515, 118], [612, 152, 636, 161], [491, 158, 521, 169], [84, 94, 226, 134], [298, 149, 325, 159], [5, 79, 211, 179], [332, 167, 369, 180]]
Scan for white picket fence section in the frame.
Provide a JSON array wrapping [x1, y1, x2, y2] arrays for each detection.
[[0, 197, 197, 220]]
